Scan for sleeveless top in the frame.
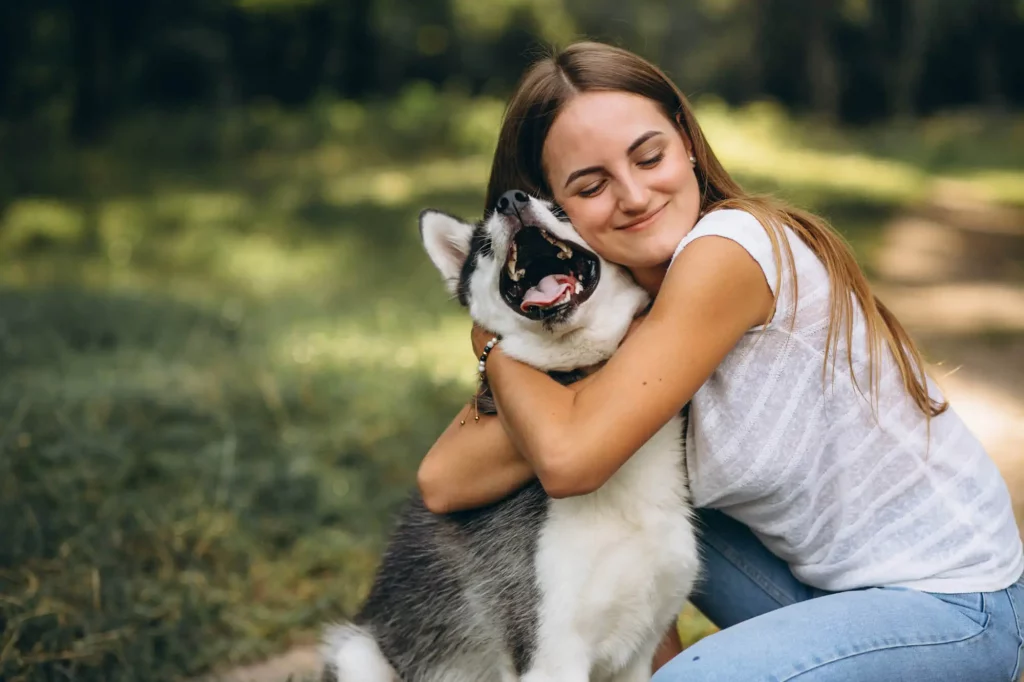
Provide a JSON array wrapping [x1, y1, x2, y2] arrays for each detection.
[[670, 209, 1023, 593]]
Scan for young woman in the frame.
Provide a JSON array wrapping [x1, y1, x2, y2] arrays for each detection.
[[417, 41, 1024, 681]]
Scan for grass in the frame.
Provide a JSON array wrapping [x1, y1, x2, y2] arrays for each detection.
[[1, 92, 1022, 681]]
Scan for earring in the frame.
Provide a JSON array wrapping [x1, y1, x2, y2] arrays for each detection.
[[689, 154, 696, 164]]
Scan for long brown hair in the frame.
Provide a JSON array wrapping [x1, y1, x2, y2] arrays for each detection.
[[486, 41, 947, 419]]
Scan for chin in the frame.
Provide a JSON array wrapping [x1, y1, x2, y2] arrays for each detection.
[[631, 234, 685, 267], [598, 220, 689, 268], [610, 250, 671, 271]]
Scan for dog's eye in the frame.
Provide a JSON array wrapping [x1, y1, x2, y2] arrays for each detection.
[[550, 204, 568, 220]]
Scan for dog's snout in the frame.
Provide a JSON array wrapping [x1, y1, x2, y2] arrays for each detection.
[[497, 190, 529, 217]]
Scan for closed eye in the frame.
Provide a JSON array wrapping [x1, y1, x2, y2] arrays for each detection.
[[577, 153, 662, 198], [579, 180, 606, 198], [638, 152, 664, 168]]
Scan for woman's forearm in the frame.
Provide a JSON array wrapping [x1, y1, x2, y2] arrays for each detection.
[[417, 372, 602, 513], [417, 404, 536, 514], [488, 353, 582, 494]]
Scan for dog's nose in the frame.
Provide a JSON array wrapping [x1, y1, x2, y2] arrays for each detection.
[[496, 190, 529, 216]]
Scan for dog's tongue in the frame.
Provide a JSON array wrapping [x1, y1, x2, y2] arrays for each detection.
[[521, 274, 576, 311]]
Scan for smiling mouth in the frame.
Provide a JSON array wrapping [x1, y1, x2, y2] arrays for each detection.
[[499, 226, 600, 321], [618, 203, 667, 230]]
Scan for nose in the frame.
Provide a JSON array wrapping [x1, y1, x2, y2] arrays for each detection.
[[616, 174, 650, 213], [497, 190, 529, 216]]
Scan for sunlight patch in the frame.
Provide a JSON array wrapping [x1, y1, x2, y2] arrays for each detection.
[[1, 199, 84, 249], [699, 105, 926, 202], [154, 190, 248, 225], [219, 235, 344, 298], [275, 314, 474, 386], [322, 157, 490, 207]]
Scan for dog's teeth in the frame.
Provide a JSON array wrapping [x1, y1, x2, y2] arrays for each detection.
[[541, 230, 574, 260], [575, 281, 583, 294], [507, 243, 525, 281]]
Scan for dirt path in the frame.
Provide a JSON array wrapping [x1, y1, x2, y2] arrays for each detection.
[[203, 646, 320, 682], [205, 189, 1024, 682]]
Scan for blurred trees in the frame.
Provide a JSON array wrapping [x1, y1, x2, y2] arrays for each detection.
[[0, 0, 1022, 144]]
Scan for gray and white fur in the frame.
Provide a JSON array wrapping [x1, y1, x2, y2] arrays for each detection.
[[321, 192, 699, 682]]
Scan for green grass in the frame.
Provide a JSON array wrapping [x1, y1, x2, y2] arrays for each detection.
[[1, 94, 1021, 681]]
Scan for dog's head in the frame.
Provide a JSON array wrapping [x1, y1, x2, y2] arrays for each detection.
[[420, 190, 649, 371]]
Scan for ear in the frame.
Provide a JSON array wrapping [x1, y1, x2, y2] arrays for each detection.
[[419, 209, 476, 295]]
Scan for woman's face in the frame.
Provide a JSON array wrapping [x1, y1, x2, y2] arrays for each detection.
[[541, 91, 701, 271]]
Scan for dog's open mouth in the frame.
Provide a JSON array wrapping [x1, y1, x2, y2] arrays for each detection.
[[499, 226, 600, 320]]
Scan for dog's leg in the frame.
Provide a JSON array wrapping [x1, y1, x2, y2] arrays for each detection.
[[609, 660, 653, 682], [520, 668, 589, 682], [606, 641, 660, 682], [519, 619, 592, 682], [521, 640, 589, 682]]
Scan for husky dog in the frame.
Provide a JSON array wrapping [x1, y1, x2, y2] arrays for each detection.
[[321, 191, 699, 682]]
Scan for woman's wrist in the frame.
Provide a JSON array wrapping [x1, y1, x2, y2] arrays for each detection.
[[470, 323, 497, 358], [482, 343, 509, 380], [477, 335, 499, 378], [482, 345, 527, 404]]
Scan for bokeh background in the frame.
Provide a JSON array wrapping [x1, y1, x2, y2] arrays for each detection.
[[2, 2, 1023, 681]]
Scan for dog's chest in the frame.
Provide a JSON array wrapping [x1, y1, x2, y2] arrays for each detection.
[[533, 418, 697, 660]]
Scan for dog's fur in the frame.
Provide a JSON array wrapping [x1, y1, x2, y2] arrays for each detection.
[[320, 196, 699, 681]]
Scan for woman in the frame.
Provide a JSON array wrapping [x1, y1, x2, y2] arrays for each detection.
[[417, 41, 1024, 681]]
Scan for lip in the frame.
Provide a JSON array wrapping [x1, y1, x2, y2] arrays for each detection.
[[617, 202, 668, 232]]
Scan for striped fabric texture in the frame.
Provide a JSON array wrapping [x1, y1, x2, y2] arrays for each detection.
[[671, 210, 1023, 594]]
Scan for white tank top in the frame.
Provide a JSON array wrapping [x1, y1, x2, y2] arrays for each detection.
[[671, 209, 1023, 593]]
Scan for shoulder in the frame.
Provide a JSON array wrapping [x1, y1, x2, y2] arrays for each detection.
[[673, 209, 772, 253], [656, 221, 775, 333], [670, 209, 782, 297]]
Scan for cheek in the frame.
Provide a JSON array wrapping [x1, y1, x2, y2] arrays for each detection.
[[563, 198, 612, 242], [655, 156, 694, 192]]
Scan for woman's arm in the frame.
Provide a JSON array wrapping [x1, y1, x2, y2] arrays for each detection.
[[418, 308, 645, 514], [417, 371, 606, 514], [417, 409, 534, 514], [486, 236, 774, 498]]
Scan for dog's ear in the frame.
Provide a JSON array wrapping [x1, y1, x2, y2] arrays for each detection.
[[420, 209, 476, 296]]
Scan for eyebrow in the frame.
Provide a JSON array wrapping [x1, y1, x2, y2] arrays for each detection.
[[562, 130, 665, 188]]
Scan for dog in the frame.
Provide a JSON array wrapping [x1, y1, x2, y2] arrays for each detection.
[[320, 191, 699, 681]]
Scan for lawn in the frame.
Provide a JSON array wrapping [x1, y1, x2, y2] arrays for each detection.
[[2, 90, 1023, 682]]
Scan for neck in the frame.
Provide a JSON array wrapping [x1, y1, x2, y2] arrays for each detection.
[[629, 263, 670, 296]]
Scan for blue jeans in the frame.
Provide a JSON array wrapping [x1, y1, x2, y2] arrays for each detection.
[[655, 509, 1024, 682]]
